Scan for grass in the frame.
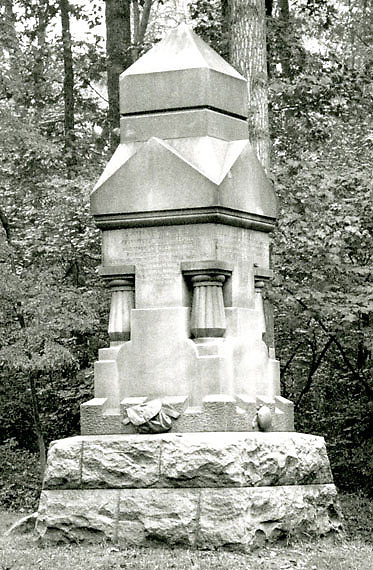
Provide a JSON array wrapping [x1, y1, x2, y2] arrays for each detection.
[[1, 493, 372, 570]]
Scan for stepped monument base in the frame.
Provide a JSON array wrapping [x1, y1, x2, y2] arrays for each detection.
[[36, 432, 342, 549]]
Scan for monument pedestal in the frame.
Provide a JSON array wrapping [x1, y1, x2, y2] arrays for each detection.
[[36, 432, 342, 549]]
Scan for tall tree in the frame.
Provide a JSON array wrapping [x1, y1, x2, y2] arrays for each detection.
[[59, 0, 75, 169], [105, 0, 132, 152], [105, 0, 155, 153], [228, 0, 270, 171], [132, 0, 153, 60]]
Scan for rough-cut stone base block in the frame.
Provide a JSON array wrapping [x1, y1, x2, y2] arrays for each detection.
[[43, 432, 333, 490], [198, 484, 342, 550], [36, 484, 342, 550], [37, 489, 119, 543]]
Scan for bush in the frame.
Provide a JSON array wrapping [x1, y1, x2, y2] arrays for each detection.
[[0, 438, 41, 512]]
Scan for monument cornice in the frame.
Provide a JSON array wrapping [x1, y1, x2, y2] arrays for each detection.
[[93, 206, 276, 233]]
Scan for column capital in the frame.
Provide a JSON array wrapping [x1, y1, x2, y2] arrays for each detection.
[[191, 274, 226, 287], [253, 265, 273, 289], [181, 260, 232, 280], [99, 265, 135, 281]]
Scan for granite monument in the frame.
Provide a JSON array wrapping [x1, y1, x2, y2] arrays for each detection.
[[36, 24, 342, 549]]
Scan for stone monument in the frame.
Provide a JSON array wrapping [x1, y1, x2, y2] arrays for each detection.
[[36, 25, 342, 549]]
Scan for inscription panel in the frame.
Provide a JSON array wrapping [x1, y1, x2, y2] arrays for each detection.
[[102, 225, 270, 308]]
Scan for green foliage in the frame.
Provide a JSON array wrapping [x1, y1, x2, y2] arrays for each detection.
[[339, 492, 373, 543], [0, 439, 40, 511], [0, 2, 109, 459], [189, 0, 229, 59], [0, 115, 106, 450], [0, 370, 94, 451], [294, 367, 373, 495], [267, 0, 373, 495]]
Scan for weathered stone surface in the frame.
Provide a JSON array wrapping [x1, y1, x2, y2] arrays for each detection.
[[117, 488, 199, 547], [37, 489, 118, 543], [36, 484, 342, 549], [81, 435, 161, 488], [42, 433, 333, 490], [197, 484, 343, 550], [43, 437, 83, 489], [159, 432, 332, 488]]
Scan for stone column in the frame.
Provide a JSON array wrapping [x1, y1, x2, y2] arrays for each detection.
[[182, 262, 232, 339], [99, 266, 135, 344], [190, 274, 226, 338], [254, 265, 274, 353]]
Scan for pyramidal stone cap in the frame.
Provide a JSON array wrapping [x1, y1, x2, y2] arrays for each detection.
[[120, 24, 248, 119]]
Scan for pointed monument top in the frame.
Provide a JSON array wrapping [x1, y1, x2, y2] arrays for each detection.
[[122, 24, 244, 80], [120, 24, 248, 119]]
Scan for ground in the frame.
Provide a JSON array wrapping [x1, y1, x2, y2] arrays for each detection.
[[0, 494, 372, 570]]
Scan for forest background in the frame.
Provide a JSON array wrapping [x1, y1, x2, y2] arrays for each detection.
[[0, 0, 372, 511]]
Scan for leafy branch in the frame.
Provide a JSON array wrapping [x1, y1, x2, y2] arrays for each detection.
[[284, 286, 373, 399]]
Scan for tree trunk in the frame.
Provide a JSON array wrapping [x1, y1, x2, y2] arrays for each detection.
[[29, 372, 46, 480], [278, 0, 291, 77], [105, 0, 132, 153], [14, 302, 47, 479], [1, 0, 24, 104], [132, 0, 153, 61], [228, 0, 270, 172], [32, 0, 50, 111], [265, 0, 272, 16], [59, 0, 75, 170]]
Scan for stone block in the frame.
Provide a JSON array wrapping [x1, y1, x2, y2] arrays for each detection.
[[202, 394, 238, 429], [81, 392, 294, 435], [81, 400, 123, 435], [37, 489, 119, 543], [117, 488, 200, 547], [91, 137, 276, 226], [120, 110, 248, 143], [236, 394, 257, 417], [94, 359, 120, 407], [159, 432, 333, 488], [81, 435, 161, 489], [275, 396, 294, 431], [256, 395, 275, 414], [42, 432, 333, 491], [80, 398, 107, 436], [197, 484, 342, 551], [119, 25, 247, 118], [162, 395, 189, 415], [36, 484, 342, 549], [43, 437, 83, 489]]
